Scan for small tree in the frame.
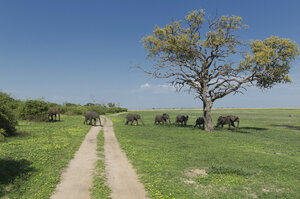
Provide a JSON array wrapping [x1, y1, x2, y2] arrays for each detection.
[[107, 102, 116, 108], [141, 10, 299, 131]]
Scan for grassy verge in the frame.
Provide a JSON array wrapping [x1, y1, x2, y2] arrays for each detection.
[[0, 115, 91, 199], [90, 118, 111, 199], [110, 109, 300, 199]]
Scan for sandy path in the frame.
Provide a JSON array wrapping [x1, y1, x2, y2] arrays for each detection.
[[104, 117, 148, 199], [51, 122, 102, 199]]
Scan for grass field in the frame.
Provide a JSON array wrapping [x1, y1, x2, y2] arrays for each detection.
[[0, 115, 90, 199], [110, 109, 300, 199]]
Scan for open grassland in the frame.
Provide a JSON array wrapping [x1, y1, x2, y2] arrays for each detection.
[[110, 109, 300, 199], [0, 115, 90, 199]]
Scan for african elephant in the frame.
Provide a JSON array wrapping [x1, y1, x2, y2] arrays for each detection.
[[84, 111, 102, 126], [125, 114, 144, 125], [216, 115, 239, 129], [154, 113, 170, 125], [194, 117, 204, 129], [48, 108, 60, 121], [176, 115, 189, 126]]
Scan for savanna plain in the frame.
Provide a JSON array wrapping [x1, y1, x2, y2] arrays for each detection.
[[111, 108, 300, 199], [1, 109, 300, 199]]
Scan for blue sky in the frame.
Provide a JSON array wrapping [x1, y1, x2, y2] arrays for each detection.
[[0, 0, 299, 109]]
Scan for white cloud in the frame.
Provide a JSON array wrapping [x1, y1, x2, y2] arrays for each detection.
[[140, 83, 151, 89], [131, 83, 176, 94]]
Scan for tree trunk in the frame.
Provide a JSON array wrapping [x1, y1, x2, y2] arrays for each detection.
[[203, 100, 214, 132]]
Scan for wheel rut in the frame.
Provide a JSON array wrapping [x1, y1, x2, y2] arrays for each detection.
[[103, 117, 148, 199], [51, 122, 102, 199]]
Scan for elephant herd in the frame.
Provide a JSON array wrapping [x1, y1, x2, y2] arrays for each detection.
[[125, 113, 240, 129], [48, 109, 239, 130], [47, 108, 102, 126]]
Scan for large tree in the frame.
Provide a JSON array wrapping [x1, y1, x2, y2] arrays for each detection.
[[141, 10, 299, 132]]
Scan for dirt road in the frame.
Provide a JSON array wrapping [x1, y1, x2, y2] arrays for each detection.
[[104, 117, 148, 199], [51, 116, 147, 199], [51, 122, 101, 199]]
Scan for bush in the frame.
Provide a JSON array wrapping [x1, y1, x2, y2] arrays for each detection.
[[19, 100, 49, 121], [88, 106, 107, 115], [60, 102, 127, 116], [64, 105, 88, 115], [0, 105, 17, 136], [0, 92, 18, 136]]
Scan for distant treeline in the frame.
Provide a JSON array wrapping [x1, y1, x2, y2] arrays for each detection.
[[0, 91, 127, 137]]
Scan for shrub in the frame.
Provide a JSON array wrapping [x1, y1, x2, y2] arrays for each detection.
[[0, 92, 18, 136], [61, 102, 127, 116], [64, 105, 88, 115], [107, 107, 128, 113], [0, 105, 17, 136], [88, 106, 107, 115], [0, 91, 22, 110], [19, 100, 49, 121]]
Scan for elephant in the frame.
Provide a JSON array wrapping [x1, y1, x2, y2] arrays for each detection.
[[194, 117, 204, 129], [216, 115, 239, 129], [84, 111, 102, 126], [176, 115, 189, 126], [48, 108, 60, 121], [125, 114, 144, 125], [154, 113, 171, 125]]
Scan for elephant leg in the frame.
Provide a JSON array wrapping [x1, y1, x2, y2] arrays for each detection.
[[54, 114, 56, 121], [231, 121, 235, 128], [94, 119, 96, 126], [136, 119, 139, 125], [130, 121, 133, 125]]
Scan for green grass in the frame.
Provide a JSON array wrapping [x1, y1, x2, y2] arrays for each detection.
[[0, 115, 91, 199], [90, 118, 111, 199], [110, 109, 300, 199]]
